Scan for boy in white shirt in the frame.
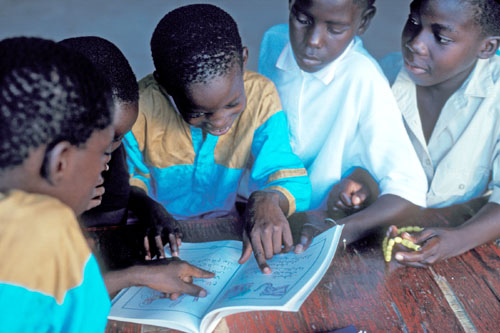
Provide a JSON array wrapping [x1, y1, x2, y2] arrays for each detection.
[[259, 0, 428, 249]]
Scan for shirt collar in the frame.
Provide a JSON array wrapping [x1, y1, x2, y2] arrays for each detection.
[[463, 58, 494, 98], [276, 37, 357, 85]]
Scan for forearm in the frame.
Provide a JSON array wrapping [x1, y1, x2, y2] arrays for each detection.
[[103, 266, 144, 297], [339, 194, 421, 244], [453, 202, 500, 253]]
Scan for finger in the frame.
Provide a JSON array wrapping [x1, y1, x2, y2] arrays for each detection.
[[155, 235, 166, 259], [339, 192, 353, 207], [251, 237, 271, 274], [334, 200, 348, 210], [238, 234, 253, 265], [413, 229, 437, 244], [169, 233, 179, 257], [352, 187, 369, 206], [260, 229, 274, 260], [179, 282, 208, 298], [282, 223, 293, 253], [272, 227, 283, 255], [294, 234, 312, 254], [394, 250, 428, 263], [169, 293, 180, 300], [186, 265, 215, 279], [143, 236, 152, 260]]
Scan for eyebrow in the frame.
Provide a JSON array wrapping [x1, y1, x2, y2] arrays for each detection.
[[431, 23, 457, 33], [293, 5, 350, 27]]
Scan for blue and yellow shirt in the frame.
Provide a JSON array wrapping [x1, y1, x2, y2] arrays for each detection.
[[0, 190, 110, 332], [124, 71, 311, 219]]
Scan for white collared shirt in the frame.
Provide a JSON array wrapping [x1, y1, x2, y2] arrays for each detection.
[[259, 24, 428, 209], [384, 53, 500, 208]]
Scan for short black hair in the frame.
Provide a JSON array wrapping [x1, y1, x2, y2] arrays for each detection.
[[58, 36, 138, 103], [353, 0, 375, 9], [150, 4, 243, 92], [0, 37, 113, 171], [462, 0, 500, 36]]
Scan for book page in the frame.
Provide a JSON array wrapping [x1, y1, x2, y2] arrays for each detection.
[[201, 225, 343, 332], [108, 241, 244, 332]]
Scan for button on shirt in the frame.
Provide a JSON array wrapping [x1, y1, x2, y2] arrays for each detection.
[[259, 24, 428, 209], [386, 53, 500, 208]]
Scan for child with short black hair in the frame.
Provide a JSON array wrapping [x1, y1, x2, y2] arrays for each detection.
[[59, 36, 180, 261], [377, 0, 500, 266], [0, 36, 212, 331], [125, 4, 311, 274], [259, 0, 428, 249]]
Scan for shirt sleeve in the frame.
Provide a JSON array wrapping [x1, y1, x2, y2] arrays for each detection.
[[123, 111, 153, 195], [488, 134, 500, 204], [247, 102, 311, 216]]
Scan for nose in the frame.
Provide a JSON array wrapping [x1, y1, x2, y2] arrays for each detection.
[[405, 30, 428, 56], [306, 25, 325, 49], [208, 109, 238, 129]]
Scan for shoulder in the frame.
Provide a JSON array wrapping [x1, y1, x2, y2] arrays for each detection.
[[0, 191, 92, 303], [339, 38, 389, 85], [378, 52, 404, 86], [259, 24, 290, 74], [243, 70, 282, 122]]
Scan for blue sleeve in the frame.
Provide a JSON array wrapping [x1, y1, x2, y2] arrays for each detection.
[[123, 131, 154, 195], [248, 111, 311, 215]]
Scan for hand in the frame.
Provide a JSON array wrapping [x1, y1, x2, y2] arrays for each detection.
[[137, 258, 214, 300], [293, 212, 338, 254], [143, 200, 182, 260], [327, 178, 369, 215], [393, 227, 463, 268], [238, 191, 292, 274], [86, 173, 106, 210]]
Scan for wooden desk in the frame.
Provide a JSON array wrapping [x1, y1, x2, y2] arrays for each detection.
[[104, 197, 500, 332]]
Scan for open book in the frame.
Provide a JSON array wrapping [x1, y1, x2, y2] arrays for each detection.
[[109, 225, 343, 333]]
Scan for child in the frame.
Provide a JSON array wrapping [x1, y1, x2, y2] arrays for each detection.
[[378, 0, 500, 266], [258, 0, 428, 249], [0, 37, 212, 331], [124, 4, 311, 274], [58, 36, 180, 262]]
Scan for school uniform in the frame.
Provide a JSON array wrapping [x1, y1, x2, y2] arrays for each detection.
[[383, 53, 500, 207], [124, 71, 311, 220], [0, 190, 110, 331], [258, 24, 428, 210]]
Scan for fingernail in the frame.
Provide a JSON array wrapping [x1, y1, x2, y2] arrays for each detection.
[[395, 253, 403, 261], [295, 244, 303, 253], [263, 267, 271, 274], [199, 290, 207, 297]]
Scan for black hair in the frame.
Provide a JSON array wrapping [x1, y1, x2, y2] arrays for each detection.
[[150, 4, 243, 92], [0, 37, 113, 171], [462, 0, 500, 36], [58, 36, 138, 103], [353, 0, 376, 9]]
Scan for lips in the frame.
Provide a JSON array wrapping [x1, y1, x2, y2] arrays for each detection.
[[404, 57, 428, 75], [207, 125, 231, 136]]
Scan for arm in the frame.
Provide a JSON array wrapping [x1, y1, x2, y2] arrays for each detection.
[[395, 202, 500, 267], [339, 194, 422, 244], [103, 258, 214, 299], [237, 84, 311, 273]]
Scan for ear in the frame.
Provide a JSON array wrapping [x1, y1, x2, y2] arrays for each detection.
[[242, 46, 249, 70], [357, 6, 376, 35], [478, 36, 500, 59], [43, 141, 73, 186]]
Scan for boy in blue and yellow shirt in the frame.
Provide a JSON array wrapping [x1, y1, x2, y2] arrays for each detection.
[[125, 4, 311, 273]]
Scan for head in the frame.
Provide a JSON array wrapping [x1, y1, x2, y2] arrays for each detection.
[[150, 4, 248, 136], [288, 0, 376, 72], [58, 36, 139, 151], [0, 37, 114, 214], [401, 0, 500, 87]]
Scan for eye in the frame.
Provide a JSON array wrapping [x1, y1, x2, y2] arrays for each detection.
[[436, 34, 452, 45], [292, 7, 311, 25], [327, 26, 346, 35], [186, 112, 206, 119], [407, 14, 419, 26]]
